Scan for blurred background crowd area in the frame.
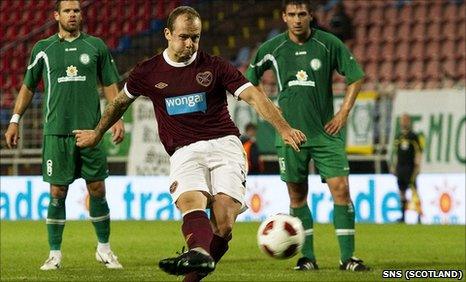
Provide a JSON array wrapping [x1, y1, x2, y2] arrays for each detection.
[[0, 0, 465, 175]]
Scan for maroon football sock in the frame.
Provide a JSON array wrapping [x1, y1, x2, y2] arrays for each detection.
[[210, 234, 231, 263], [183, 234, 232, 282], [182, 210, 213, 253]]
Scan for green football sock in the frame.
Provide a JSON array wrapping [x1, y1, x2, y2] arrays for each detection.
[[46, 197, 66, 250], [290, 204, 315, 261], [333, 203, 355, 262], [89, 195, 110, 243]]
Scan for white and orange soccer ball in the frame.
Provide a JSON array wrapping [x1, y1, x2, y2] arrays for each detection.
[[257, 214, 305, 259]]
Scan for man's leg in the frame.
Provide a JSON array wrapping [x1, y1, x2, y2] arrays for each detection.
[[41, 185, 67, 270], [287, 182, 316, 265], [159, 191, 215, 276], [326, 176, 354, 263], [86, 180, 122, 269], [184, 193, 240, 282]]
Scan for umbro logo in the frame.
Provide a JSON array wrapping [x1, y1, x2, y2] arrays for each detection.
[[155, 82, 168, 89]]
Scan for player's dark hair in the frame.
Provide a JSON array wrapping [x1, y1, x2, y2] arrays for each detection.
[[282, 0, 313, 12], [245, 123, 257, 132], [167, 6, 201, 32], [55, 0, 80, 12]]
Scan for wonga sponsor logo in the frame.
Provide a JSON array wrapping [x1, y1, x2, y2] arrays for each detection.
[[165, 92, 207, 115]]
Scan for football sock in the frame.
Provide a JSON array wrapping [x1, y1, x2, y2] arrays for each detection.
[[334, 203, 355, 262], [46, 197, 66, 251], [290, 203, 315, 261], [49, 250, 62, 258], [181, 210, 213, 253], [400, 199, 407, 221], [210, 234, 232, 262], [97, 242, 111, 253], [89, 195, 110, 243], [183, 234, 232, 282]]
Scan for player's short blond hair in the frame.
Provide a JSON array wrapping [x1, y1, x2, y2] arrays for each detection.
[[55, 0, 81, 12], [167, 6, 201, 32]]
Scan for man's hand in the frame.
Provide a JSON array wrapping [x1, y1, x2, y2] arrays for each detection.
[[279, 127, 307, 152], [110, 119, 125, 144], [4, 123, 20, 149], [324, 110, 349, 135], [73, 130, 102, 148]]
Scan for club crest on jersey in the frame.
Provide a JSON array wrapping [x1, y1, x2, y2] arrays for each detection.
[[296, 70, 308, 81], [58, 65, 86, 83], [169, 181, 178, 194], [196, 71, 213, 87], [80, 53, 90, 65], [310, 58, 321, 71], [155, 82, 168, 89]]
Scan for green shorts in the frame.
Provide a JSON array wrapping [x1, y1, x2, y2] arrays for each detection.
[[42, 135, 108, 186], [277, 141, 349, 183]]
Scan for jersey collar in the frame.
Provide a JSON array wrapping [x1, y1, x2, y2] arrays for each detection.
[[163, 49, 197, 67]]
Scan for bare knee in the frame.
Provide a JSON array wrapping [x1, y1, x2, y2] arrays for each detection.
[[327, 178, 351, 204], [287, 182, 308, 208], [50, 185, 68, 198], [87, 181, 106, 198]]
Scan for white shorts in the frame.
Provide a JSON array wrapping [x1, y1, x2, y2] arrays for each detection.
[[169, 135, 248, 213]]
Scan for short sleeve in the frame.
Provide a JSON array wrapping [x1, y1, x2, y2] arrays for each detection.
[[245, 46, 272, 86], [23, 43, 44, 90], [216, 57, 252, 98], [124, 63, 149, 99], [97, 39, 120, 86], [334, 39, 365, 85]]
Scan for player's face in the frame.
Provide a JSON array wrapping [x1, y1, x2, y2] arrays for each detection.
[[165, 15, 201, 62], [400, 114, 411, 131], [54, 1, 82, 33], [282, 4, 312, 37]]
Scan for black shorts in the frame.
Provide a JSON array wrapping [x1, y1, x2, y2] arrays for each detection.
[[396, 166, 415, 192]]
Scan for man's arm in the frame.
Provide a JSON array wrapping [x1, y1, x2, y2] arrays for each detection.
[[4, 85, 34, 149], [102, 83, 125, 144], [74, 90, 134, 148], [239, 86, 306, 151], [324, 78, 363, 135]]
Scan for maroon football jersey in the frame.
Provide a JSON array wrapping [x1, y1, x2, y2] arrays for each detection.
[[124, 49, 252, 155]]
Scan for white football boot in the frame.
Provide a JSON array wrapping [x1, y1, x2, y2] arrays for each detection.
[[40, 255, 61, 270], [95, 249, 123, 269]]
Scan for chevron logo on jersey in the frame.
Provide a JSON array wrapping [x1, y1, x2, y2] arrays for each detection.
[[165, 92, 207, 115]]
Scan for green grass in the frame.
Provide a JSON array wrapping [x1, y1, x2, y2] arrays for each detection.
[[1, 221, 465, 281]]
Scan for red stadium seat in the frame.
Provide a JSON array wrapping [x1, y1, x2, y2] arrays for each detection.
[[355, 26, 367, 44], [457, 57, 465, 78], [382, 25, 396, 44], [424, 59, 440, 80], [457, 20, 465, 41], [394, 61, 409, 82], [411, 23, 425, 43], [456, 40, 465, 60], [364, 62, 378, 82], [440, 40, 456, 60], [408, 60, 424, 82], [380, 42, 395, 62], [353, 7, 369, 27], [352, 44, 365, 64], [443, 22, 457, 41], [368, 7, 384, 26], [399, 5, 413, 25], [443, 59, 457, 79], [367, 26, 382, 44], [413, 4, 427, 24], [410, 41, 425, 61], [425, 41, 440, 60], [397, 24, 411, 43], [379, 61, 394, 82], [443, 4, 458, 23], [395, 41, 410, 61], [427, 3, 442, 24], [366, 44, 380, 63], [426, 22, 442, 42], [383, 8, 398, 27]]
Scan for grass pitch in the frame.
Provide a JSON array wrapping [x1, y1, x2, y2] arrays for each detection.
[[1, 221, 465, 281]]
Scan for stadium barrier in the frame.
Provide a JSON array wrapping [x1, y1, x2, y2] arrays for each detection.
[[1, 174, 464, 224]]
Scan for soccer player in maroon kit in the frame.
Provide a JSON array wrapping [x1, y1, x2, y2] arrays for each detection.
[[74, 6, 306, 281]]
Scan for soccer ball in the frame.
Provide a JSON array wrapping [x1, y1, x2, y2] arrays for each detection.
[[257, 214, 305, 259]]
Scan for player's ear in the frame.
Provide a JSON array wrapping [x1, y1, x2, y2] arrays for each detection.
[[282, 12, 287, 23], [164, 28, 172, 41], [54, 11, 60, 21]]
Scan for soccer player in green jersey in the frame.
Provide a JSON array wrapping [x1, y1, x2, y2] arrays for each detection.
[[4, 0, 124, 270], [246, 0, 369, 271]]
